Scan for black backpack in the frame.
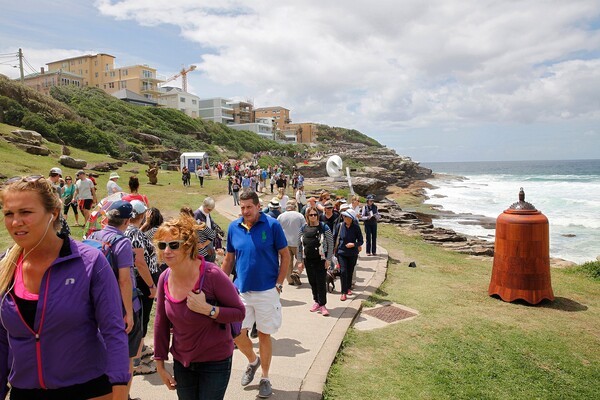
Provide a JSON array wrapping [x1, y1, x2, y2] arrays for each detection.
[[302, 223, 324, 260]]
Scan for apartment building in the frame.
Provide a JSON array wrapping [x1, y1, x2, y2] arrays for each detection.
[[21, 68, 83, 96], [254, 106, 291, 131], [198, 98, 234, 124], [285, 122, 318, 144], [230, 100, 254, 124], [229, 117, 273, 140], [46, 54, 163, 100], [158, 87, 200, 118]]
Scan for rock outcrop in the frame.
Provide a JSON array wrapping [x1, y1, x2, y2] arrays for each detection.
[[59, 155, 87, 169], [5, 130, 51, 156]]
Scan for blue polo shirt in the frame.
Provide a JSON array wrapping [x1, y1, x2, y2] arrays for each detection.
[[227, 213, 288, 293]]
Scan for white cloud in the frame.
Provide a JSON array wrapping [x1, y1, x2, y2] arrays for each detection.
[[92, 0, 600, 135]]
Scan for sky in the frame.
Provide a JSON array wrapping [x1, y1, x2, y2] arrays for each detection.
[[1, 0, 600, 162]]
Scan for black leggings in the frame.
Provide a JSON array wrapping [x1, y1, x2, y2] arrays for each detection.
[[63, 202, 78, 216], [305, 258, 327, 306]]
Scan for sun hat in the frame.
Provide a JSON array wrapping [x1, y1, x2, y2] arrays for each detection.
[[49, 167, 62, 176], [108, 200, 133, 219], [129, 199, 147, 218], [269, 198, 280, 208], [341, 210, 354, 219], [339, 203, 350, 212], [109, 172, 120, 180]]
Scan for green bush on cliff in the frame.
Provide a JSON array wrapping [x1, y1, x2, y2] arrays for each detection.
[[0, 95, 26, 126]]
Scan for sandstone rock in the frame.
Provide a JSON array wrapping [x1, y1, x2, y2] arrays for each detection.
[[147, 148, 180, 161], [89, 161, 125, 172], [132, 131, 162, 145], [11, 130, 43, 145], [15, 144, 51, 156], [62, 145, 71, 156], [351, 176, 388, 196], [59, 155, 87, 169]]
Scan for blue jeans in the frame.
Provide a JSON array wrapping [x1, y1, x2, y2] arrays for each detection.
[[365, 223, 377, 254], [173, 357, 232, 400]]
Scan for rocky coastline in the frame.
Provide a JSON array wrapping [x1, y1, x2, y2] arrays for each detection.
[[299, 145, 578, 266]]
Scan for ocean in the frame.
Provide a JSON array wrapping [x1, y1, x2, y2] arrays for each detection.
[[421, 159, 600, 264]]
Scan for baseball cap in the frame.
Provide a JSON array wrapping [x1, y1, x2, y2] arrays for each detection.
[[76, 170, 86, 176], [49, 167, 62, 176], [366, 194, 375, 201], [323, 200, 334, 209], [130, 199, 147, 218], [108, 200, 133, 218]]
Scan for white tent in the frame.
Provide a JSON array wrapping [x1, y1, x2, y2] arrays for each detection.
[[180, 152, 209, 171]]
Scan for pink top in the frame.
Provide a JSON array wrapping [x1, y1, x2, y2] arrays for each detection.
[[14, 254, 39, 300]]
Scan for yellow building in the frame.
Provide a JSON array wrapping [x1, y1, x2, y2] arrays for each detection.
[[285, 122, 318, 144], [46, 54, 163, 100], [254, 106, 290, 131]]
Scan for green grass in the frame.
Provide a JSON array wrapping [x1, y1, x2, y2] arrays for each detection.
[[324, 224, 600, 400]]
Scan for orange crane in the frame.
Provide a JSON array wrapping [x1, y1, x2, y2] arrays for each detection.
[[161, 65, 197, 92]]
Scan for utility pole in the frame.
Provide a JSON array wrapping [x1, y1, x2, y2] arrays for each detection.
[[18, 48, 24, 83]]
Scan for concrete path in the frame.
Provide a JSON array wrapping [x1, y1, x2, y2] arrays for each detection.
[[132, 192, 388, 399]]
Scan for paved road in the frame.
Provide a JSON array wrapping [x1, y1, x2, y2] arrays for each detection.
[[132, 192, 387, 399]]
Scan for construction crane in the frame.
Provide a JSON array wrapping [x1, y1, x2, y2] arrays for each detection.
[[160, 64, 197, 92]]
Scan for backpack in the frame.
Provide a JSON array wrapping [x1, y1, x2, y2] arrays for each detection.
[[301, 223, 325, 260], [83, 232, 127, 281]]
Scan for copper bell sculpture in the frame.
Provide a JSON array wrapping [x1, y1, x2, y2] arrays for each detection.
[[488, 188, 554, 304]]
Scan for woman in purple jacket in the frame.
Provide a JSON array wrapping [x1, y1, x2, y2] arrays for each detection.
[[153, 215, 245, 400], [0, 175, 130, 399]]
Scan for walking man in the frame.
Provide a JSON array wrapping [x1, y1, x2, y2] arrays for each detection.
[[221, 190, 290, 398], [277, 200, 305, 286], [72, 170, 97, 223]]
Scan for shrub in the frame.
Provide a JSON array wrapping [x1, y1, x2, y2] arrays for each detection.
[[20, 113, 60, 142], [0, 95, 25, 126]]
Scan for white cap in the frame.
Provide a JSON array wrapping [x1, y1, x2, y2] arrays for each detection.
[[130, 199, 147, 217], [49, 167, 62, 176]]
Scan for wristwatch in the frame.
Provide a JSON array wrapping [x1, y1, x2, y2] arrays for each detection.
[[276, 283, 283, 292], [209, 306, 217, 317]]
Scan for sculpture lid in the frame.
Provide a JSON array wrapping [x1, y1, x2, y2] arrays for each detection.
[[505, 188, 538, 214]]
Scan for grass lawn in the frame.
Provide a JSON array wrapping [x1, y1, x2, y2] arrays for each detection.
[[324, 224, 600, 400]]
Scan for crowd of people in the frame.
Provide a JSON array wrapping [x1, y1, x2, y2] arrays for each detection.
[[0, 162, 380, 400]]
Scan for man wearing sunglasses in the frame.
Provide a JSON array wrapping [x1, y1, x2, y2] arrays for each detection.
[[222, 190, 290, 398]]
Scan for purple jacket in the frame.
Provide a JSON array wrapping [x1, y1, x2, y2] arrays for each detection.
[[154, 259, 245, 367], [0, 238, 130, 396]]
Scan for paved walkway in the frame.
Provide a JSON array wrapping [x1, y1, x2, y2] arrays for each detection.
[[132, 193, 388, 399]]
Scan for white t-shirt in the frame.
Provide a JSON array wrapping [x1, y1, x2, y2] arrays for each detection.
[[75, 178, 95, 200]]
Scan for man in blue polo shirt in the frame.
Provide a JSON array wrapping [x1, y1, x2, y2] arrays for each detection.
[[222, 190, 289, 398]]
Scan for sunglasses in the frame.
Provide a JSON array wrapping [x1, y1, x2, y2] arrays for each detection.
[[308, 213, 318, 217], [3, 175, 44, 186], [65, 178, 72, 181], [156, 240, 185, 250]]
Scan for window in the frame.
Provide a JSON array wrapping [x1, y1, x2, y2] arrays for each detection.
[[108, 82, 115, 89], [123, 70, 128, 76], [192, 99, 197, 105], [95, 72, 98, 78], [121, 81, 127, 88], [110, 71, 116, 77], [142, 70, 153, 78], [94, 61, 98, 66], [180, 97, 186, 103]]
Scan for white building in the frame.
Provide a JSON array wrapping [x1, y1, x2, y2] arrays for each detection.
[[158, 87, 200, 118], [229, 117, 274, 140], [198, 97, 234, 124]]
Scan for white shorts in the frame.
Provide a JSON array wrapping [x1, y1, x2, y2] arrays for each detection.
[[240, 288, 282, 335]]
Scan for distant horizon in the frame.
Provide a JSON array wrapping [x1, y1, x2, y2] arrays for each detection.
[[419, 157, 600, 164]]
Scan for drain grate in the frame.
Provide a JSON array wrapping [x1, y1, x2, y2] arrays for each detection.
[[362, 305, 417, 323]]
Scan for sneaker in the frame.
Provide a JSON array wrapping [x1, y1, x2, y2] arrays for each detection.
[[241, 356, 261, 386], [310, 302, 320, 312], [140, 345, 154, 359], [320, 306, 330, 316], [133, 361, 156, 376], [258, 378, 272, 398], [347, 290, 353, 296], [366, 253, 371, 256], [341, 294, 347, 301]]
